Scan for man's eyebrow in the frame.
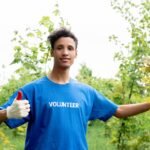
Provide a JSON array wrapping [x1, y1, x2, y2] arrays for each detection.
[[55, 44, 64, 47], [56, 44, 75, 47]]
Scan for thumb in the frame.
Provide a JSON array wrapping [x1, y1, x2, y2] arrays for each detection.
[[16, 90, 23, 101]]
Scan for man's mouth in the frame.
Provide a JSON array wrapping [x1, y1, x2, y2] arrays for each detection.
[[60, 58, 70, 62]]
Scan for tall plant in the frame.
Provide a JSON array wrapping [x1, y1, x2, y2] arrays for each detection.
[[11, 3, 70, 79], [109, 0, 150, 149]]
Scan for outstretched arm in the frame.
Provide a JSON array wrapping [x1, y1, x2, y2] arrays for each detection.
[[115, 102, 150, 118]]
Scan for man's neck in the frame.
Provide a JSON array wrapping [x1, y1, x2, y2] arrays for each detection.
[[48, 68, 70, 84]]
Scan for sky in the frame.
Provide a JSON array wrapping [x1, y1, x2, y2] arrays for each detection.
[[0, 0, 130, 84]]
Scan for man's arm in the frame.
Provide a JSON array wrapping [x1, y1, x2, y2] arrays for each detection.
[[0, 109, 7, 123], [115, 102, 150, 118]]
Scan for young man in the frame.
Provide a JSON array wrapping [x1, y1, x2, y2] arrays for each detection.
[[0, 28, 150, 150]]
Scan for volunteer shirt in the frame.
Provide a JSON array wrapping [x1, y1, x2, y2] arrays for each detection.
[[1, 76, 118, 150]]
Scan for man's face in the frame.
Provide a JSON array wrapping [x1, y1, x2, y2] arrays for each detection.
[[51, 37, 77, 69]]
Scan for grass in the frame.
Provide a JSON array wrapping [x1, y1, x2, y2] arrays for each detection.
[[87, 120, 116, 150]]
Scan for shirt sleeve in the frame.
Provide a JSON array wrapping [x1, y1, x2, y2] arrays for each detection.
[[89, 90, 118, 121], [0, 90, 30, 129]]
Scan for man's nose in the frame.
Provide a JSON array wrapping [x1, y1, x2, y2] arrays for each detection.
[[62, 48, 69, 55]]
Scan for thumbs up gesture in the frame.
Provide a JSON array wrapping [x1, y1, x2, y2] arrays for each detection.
[[6, 91, 30, 119]]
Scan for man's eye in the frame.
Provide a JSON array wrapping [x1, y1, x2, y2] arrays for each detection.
[[57, 47, 62, 50], [68, 46, 74, 51]]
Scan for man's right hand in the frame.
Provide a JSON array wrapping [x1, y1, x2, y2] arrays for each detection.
[[6, 99, 30, 119]]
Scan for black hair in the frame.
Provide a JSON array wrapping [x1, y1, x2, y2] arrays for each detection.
[[47, 28, 78, 50]]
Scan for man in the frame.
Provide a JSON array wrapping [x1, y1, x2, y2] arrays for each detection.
[[0, 28, 150, 150]]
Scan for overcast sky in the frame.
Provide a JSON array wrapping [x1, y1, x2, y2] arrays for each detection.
[[0, 0, 130, 84]]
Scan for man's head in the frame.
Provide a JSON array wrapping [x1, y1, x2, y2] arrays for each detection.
[[47, 28, 78, 69], [47, 28, 78, 50]]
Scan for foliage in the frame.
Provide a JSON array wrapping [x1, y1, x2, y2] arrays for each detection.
[[76, 64, 123, 103], [0, 123, 26, 150], [10, 1, 70, 80], [87, 120, 116, 150], [0, 128, 10, 147], [109, 0, 150, 149], [0, 0, 150, 149]]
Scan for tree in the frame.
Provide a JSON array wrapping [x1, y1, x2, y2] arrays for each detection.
[[109, 0, 150, 149], [11, 3, 70, 80]]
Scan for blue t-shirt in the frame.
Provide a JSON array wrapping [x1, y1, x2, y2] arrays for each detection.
[[1, 76, 118, 150]]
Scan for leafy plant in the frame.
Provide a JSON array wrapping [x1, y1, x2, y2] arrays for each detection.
[[109, 0, 150, 149]]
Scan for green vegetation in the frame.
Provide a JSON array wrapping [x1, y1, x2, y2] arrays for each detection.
[[0, 123, 25, 150], [0, 0, 150, 149], [87, 120, 116, 150]]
